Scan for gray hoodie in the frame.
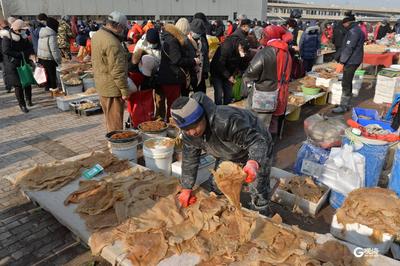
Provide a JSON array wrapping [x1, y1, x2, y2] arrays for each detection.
[[37, 26, 61, 65]]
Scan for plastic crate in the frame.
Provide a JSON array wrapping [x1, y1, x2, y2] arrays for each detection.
[[352, 107, 394, 132]]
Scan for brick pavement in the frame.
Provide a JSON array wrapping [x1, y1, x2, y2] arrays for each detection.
[[0, 82, 112, 265]]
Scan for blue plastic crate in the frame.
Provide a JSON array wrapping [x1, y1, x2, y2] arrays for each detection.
[[352, 107, 395, 132]]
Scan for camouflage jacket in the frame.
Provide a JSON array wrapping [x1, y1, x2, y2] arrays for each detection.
[[57, 21, 75, 49]]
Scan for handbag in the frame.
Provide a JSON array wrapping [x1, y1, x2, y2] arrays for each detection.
[[162, 45, 191, 89], [251, 52, 290, 113], [17, 53, 36, 88], [33, 64, 47, 86], [232, 75, 242, 101]]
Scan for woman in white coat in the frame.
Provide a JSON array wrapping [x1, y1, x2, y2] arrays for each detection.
[[37, 17, 62, 91]]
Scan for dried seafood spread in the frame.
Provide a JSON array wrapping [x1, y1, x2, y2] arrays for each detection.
[[15, 151, 129, 191], [280, 176, 326, 203], [83, 87, 97, 95], [336, 187, 400, 243], [139, 121, 168, 132], [111, 131, 138, 140], [86, 172, 364, 266]]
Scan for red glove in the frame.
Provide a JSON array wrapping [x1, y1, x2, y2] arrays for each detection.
[[243, 160, 259, 183], [335, 63, 344, 73], [177, 189, 197, 208]]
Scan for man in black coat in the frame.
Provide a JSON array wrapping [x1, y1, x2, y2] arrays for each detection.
[[332, 21, 348, 61], [171, 92, 273, 214], [332, 16, 365, 114], [210, 19, 251, 105]]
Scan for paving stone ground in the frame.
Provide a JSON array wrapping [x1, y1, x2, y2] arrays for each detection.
[[0, 81, 110, 265]]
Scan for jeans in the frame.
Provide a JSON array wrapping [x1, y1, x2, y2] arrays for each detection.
[[212, 75, 232, 105], [341, 64, 359, 108]]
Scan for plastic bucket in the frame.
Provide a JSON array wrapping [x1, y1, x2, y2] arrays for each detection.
[[329, 190, 346, 209], [140, 130, 168, 142], [389, 145, 400, 197], [312, 93, 328, 106], [286, 107, 301, 121], [344, 130, 389, 187], [143, 137, 175, 176], [110, 140, 138, 163]]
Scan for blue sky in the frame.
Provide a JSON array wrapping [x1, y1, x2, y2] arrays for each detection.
[[294, 0, 400, 9]]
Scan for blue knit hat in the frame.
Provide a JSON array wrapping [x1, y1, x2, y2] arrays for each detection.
[[171, 97, 204, 129]]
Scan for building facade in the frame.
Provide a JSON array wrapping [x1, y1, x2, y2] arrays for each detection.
[[5, 0, 267, 21], [267, 0, 400, 22]]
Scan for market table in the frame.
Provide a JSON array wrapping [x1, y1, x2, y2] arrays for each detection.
[[363, 52, 400, 74], [4, 153, 399, 266], [315, 49, 336, 65]]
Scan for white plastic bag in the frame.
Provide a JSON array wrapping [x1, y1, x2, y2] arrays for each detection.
[[319, 144, 365, 195], [34, 65, 47, 85], [127, 77, 138, 93]]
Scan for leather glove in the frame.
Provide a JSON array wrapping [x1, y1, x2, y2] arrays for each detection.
[[243, 160, 259, 183], [178, 189, 197, 208], [335, 63, 344, 73]]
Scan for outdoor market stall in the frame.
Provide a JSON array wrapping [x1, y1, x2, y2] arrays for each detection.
[[5, 151, 400, 266]]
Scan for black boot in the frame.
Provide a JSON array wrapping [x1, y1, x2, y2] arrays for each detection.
[[19, 105, 29, 113], [27, 100, 33, 107]]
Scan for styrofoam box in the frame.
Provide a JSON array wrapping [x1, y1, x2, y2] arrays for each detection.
[[270, 167, 330, 217], [56, 94, 99, 111], [329, 81, 361, 98], [316, 77, 336, 88], [331, 214, 394, 254], [376, 75, 400, 88], [171, 155, 216, 186]]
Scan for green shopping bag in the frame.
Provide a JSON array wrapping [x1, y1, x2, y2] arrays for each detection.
[[232, 75, 242, 101], [17, 54, 36, 88]]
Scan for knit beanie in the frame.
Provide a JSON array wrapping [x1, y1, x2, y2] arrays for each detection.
[[146, 28, 160, 44], [171, 97, 204, 129], [175, 18, 190, 35], [190, 18, 206, 35]]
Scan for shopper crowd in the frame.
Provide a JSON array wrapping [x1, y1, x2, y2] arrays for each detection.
[[0, 10, 397, 123]]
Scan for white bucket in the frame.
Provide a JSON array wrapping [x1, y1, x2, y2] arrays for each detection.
[[143, 137, 175, 176], [83, 78, 95, 91], [110, 140, 139, 163], [140, 130, 168, 142]]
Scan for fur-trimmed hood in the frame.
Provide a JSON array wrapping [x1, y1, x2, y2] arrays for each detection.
[[305, 25, 320, 34], [163, 24, 186, 46], [0, 29, 21, 41]]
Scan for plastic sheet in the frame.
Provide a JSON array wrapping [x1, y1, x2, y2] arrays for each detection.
[[293, 141, 330, 178], [343, 137, 389, 187], [321, 145, 365, 196], [389, 146, 400, 197], [304, 114, 347, 149]]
